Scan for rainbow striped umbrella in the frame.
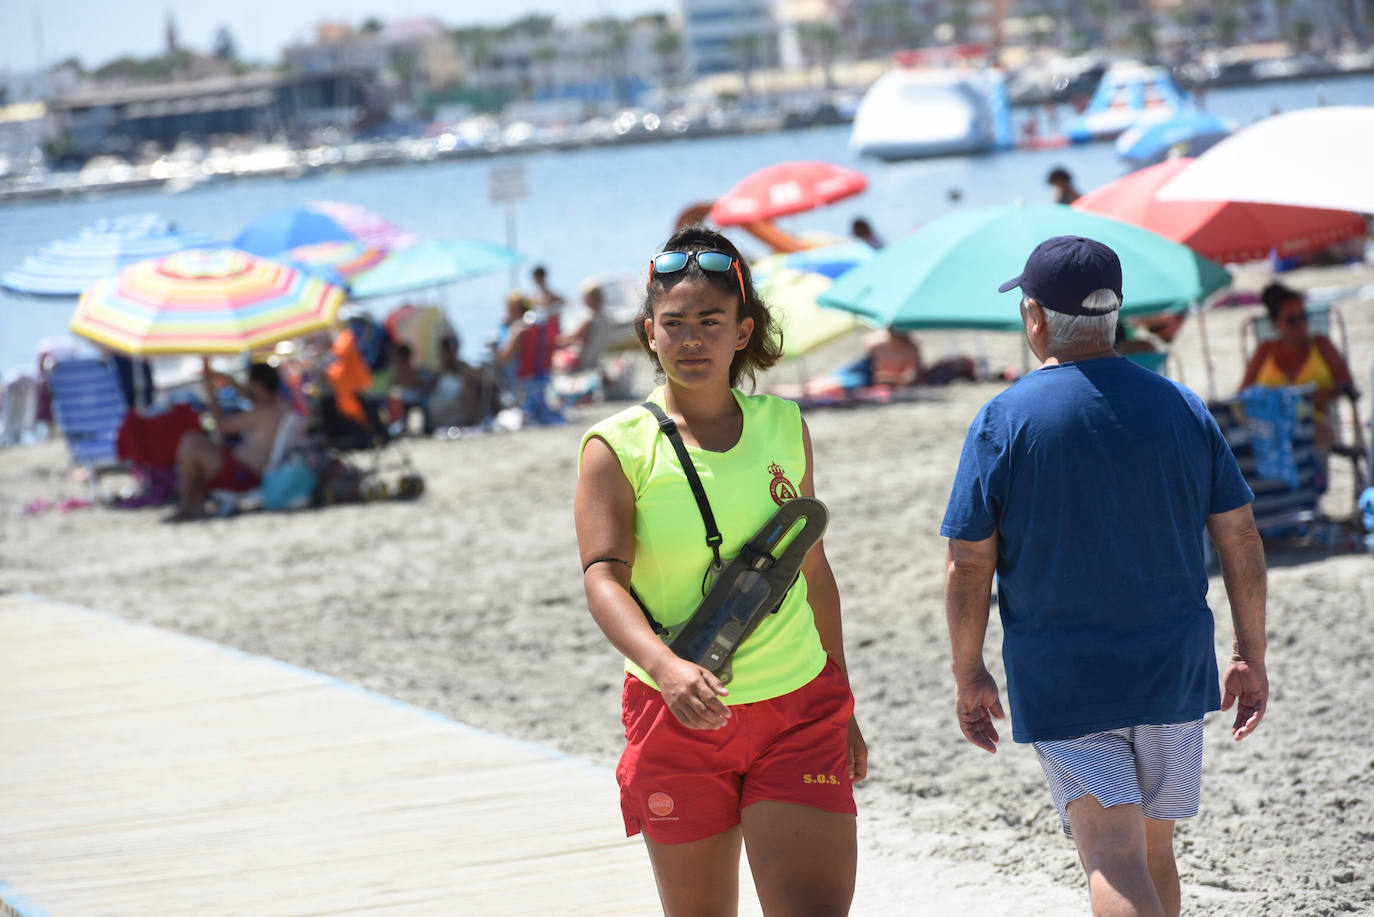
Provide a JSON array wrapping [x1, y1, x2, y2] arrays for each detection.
[[284, 240, 387, 281], [71, 248, 346, 356]]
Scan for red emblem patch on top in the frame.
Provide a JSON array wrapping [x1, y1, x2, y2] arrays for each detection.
[[767, 462, 798, 506]]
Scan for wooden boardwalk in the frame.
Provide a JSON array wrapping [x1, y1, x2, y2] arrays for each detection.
[[0, 594, 768, 916]]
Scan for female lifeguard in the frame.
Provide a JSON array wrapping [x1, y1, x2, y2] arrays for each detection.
[[574, 226, 866, 915]]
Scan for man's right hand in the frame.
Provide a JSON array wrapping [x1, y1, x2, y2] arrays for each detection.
[[955, 671, 1005, 754], [652, 656, 731, 730], [1221, 655, 1268, 741]]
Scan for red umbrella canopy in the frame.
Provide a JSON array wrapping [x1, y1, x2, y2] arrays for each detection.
[[709, 161, 868, 226], [1073, 158, 1367, 265]]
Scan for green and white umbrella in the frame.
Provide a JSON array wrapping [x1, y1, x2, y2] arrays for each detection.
[[818, 203, 1232, 332]]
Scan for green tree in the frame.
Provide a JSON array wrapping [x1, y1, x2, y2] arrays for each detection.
[[726, 33, 763, 104], [451, 27, 495, 108], [797, 22, 842, 90], [1086, 0, 1114, 49], [533, 44, 558, 99], [949, 0, 973, 44], [360, 17, 383, 34], [1127, 19, 1157, 57], [1293, 17, 1315, 48], [589, 17, 631, 107], [652, 27, 683, 91], [889, 1, 920, 50], [213, 26, 236, 61], [505, 14, 555, 40], [1214, 0, 1245, 46]]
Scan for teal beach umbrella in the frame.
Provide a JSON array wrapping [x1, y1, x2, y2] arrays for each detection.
[[349, 239, 524, 299], [817, 203, 1232, 331]]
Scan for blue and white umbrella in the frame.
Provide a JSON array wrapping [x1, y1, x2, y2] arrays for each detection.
[[1, 213, 216, 298], [780, 241, 876, 280]]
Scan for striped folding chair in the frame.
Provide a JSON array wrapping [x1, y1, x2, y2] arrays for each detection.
[[1210, 387, 1322, 536], [47, 358, 129, 496]]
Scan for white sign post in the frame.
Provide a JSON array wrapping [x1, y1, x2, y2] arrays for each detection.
[[489, 163, 528, 288]]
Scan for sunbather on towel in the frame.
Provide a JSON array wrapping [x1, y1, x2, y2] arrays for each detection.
[[166, 361, 289, 522]]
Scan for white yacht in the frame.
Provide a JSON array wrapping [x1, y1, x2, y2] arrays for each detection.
[[849, 68, 1012, 161]]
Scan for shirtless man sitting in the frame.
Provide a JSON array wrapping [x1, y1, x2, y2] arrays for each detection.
[[866, 325, 924, 386], [167, 361, 290, 521]]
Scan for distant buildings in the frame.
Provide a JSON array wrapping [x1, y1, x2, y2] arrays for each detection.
[[0, 0, 1368, 170]]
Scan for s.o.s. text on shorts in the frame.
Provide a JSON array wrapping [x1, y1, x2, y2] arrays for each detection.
[[616, 657, 856, 844], [1034, 719, 1204, 836]]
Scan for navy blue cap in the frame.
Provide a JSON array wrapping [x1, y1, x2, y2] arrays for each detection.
[[997, 236, 1123, 315]]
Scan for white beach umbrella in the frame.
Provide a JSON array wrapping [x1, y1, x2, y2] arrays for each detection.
[[1156, 106, 1374, 213]]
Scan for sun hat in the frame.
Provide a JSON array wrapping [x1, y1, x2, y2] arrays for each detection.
[[998, 236, 1123, 315]]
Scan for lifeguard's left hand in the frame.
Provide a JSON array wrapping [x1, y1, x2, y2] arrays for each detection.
[[847, 717, 868, 782]]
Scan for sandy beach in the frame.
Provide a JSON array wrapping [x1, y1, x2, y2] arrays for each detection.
[[2, 262, 1372, 915]]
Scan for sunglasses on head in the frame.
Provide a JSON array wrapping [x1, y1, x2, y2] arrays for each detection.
[[650, 249, 747, 304]]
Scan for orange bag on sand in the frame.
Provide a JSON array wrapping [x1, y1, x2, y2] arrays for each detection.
[[327, 329, 373, 424]]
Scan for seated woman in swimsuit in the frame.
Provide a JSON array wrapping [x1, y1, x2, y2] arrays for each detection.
[[1241, 282, 1355, 452]]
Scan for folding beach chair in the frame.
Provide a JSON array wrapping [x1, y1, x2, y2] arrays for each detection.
[[0, 375, 41, 446], [1240, 302, 1368, 514], [47, 357, 129, 497], [1211, 388, 1324, 536]]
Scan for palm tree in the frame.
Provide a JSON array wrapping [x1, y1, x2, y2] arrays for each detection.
[[1086, 0, 1114, 50], [949, 0, 974, 44], [797, 23, 842, 90], [726, 34, 764, 105], [652, 28, 683, 92], [589, 17, 631, 108], [534, 45, 558, 100], [452, 27, 494, 108]]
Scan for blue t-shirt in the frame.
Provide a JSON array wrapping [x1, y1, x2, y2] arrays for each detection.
[[940, 357, 1253, 743]]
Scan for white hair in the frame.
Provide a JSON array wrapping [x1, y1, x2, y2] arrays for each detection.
[[1024, 290, 1119, 351]]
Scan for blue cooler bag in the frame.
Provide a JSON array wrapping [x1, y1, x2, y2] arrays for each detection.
[[261, 460, 317, 511]]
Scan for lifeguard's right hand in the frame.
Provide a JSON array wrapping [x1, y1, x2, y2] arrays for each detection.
[[653, 656, 731, 730]]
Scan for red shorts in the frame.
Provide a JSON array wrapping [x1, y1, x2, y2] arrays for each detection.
[[617, 658, 856, 844], [207, 447, 261, 492]]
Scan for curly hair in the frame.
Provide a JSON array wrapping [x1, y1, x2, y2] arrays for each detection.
[[635, 225, 784, 390]]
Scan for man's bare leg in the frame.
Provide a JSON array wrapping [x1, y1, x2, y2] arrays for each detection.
[[170, 432, 222, 520], [1066, 796, 1165, 917], [1145, 818, 1180, 917]]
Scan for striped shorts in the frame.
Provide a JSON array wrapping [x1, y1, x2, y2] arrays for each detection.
[[1033, 720, 1204, 837]]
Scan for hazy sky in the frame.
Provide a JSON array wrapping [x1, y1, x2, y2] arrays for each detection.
[[3, 0, 670, 72]]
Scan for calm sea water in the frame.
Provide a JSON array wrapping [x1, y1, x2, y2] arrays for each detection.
[[2, 75, 1371, 372]]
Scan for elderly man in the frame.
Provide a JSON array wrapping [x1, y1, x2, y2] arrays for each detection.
[[940, 236, 1269, 917]]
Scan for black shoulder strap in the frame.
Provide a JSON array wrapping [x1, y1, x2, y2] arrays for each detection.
[[642, 401, 724, 573]]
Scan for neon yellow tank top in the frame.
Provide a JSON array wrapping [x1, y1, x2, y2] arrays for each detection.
[[579, 387, 827, 704]]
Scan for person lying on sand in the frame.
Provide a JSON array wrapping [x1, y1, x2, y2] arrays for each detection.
[[166, 361, 290, 522]]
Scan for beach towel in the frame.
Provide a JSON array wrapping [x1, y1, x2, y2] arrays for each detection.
[[1240, 385, 1301, 489]]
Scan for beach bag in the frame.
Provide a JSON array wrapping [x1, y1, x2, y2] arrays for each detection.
[[260, 459, 317, 511]]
